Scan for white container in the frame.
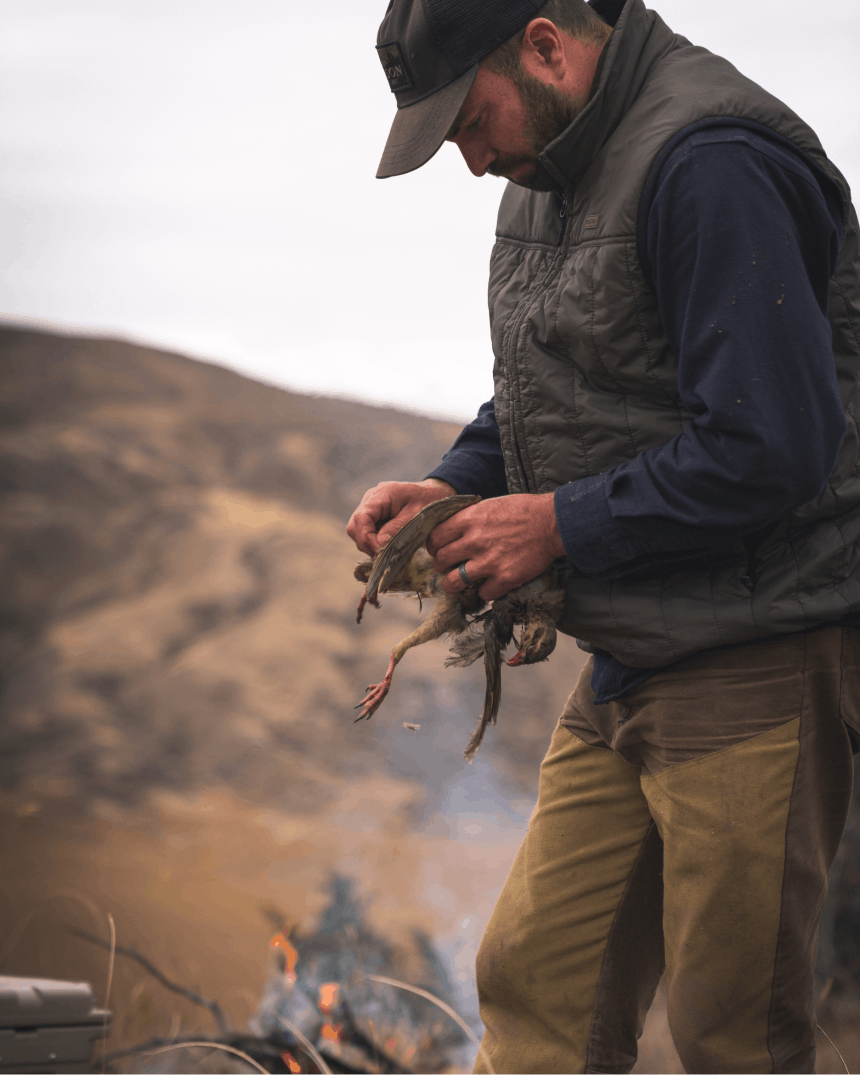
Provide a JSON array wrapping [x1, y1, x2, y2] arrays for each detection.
[[0, 976, 110, 1074]]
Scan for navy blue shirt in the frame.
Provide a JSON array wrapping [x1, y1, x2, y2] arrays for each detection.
[[428, 125, 850, 702]]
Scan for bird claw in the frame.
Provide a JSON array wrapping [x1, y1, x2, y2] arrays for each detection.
[[353, 655, 398, 721], [354, 682, 390, 721]]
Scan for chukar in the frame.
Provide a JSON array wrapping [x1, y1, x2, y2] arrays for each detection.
[[354, 495, 565, 761]]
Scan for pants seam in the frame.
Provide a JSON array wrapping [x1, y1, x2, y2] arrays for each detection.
[[639, 715, 803, 781], [765, 632, 808, 1074], [584, 819, 660, 1074]]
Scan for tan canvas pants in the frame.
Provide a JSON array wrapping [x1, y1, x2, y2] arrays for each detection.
[[474, 627, 860, 1074]]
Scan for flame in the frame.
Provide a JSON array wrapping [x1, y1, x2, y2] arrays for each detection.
[[386, 1037, 397, 1052], [321, 1023, 342, 1043], [405, 1044, 416, 1060], [280, 1050, 301, 1074], [270, 932, 299, 986], [318, 982, 339, 1015]]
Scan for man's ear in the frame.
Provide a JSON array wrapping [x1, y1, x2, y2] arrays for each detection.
[[519, 18, 568, 84]]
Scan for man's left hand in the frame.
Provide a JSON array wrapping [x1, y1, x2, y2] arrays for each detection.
[[426, 493, 566, 601]]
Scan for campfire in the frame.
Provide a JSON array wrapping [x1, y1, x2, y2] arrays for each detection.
[[81, 876, 475, 1073], [251, 877, 471, 1074]]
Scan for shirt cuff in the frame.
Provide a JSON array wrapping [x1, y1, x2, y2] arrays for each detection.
[[427, 452, 509, 500], [553, 473, 639, 574]]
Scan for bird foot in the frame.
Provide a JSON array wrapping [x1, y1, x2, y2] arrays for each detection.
[[354, 655, 398, 720], [356, 591, 380, 624]]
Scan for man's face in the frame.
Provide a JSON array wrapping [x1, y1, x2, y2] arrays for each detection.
[[446, 65, 584, 191]]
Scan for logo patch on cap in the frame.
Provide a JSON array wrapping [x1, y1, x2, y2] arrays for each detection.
[[377, 42, 413, 92]]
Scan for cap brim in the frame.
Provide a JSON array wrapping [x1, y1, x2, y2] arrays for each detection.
[[376, 65, 478, 179]]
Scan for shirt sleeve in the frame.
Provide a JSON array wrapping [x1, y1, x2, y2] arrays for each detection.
[[554, 127, 846, 578], [426, 397, 510, 499]]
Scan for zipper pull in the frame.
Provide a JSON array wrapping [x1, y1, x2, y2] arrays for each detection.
[[559, 199, 567, 219]]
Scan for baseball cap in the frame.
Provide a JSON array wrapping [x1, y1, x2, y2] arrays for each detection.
[[376, 0, 549, 178]]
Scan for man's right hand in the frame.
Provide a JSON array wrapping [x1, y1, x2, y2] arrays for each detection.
[[346, 478, 456, 557]]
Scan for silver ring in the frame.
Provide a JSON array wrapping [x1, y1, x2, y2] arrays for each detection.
[[458, 562, 474, 587]]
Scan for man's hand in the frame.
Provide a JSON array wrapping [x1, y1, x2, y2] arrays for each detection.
[[347, 478, 456, 557], [427, 493, 566, 601]]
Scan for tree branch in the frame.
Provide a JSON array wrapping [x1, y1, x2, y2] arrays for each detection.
[[70, 928, 230, 1035]]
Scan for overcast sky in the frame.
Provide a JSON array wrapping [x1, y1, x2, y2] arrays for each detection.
[[1, 0, 858, 420]]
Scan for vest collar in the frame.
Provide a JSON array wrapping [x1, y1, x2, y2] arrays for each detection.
[[539, 0, 680, 191]]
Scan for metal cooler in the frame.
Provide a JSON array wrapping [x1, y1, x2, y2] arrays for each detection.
[[0, 976, 110, 1073]]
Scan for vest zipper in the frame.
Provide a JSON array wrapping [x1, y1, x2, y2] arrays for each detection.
[[504, 202, 570, 492]]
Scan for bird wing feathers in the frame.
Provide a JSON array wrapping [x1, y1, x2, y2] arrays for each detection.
[[463, 611, 515, 762], [365, 494, 481, 602]]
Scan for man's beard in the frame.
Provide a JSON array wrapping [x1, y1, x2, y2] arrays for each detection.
[[488, 70, 587, 192]]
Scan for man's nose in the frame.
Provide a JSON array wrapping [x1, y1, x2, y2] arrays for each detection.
[[453, 135, 494, 177]]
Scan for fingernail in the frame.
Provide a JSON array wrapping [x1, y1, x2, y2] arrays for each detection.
[[378, 533, 391, 546]]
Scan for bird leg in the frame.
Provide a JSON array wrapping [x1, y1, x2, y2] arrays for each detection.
[[354, 598, 467, 721], [356, 591, 380, 624], [355, 654, 399, 721]]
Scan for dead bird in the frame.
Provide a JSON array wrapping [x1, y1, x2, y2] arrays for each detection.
[[354, 494, 566, 761]]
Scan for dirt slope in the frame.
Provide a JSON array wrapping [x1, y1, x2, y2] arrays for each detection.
[[0, 326, 586, 1068], [0, 327, 579, 811]]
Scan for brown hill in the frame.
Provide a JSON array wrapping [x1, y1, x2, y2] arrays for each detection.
[[0, 326, 592, 1070], [0, 326, 581, 813]]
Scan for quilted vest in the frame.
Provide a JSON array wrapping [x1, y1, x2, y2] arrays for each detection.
[[490, 0, 860, 667]]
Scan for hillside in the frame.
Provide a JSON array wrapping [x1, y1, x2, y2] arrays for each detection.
[[0, 327, 581, 812], [0, 326, 591, 1069]]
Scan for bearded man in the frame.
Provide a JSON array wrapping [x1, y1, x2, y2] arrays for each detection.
[[346, 0, 860, 1071]]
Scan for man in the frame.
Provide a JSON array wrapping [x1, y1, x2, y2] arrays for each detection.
[[347, 0, 860, 1070]]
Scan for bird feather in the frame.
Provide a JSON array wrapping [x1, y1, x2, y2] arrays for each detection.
[[364, 494, 480, 603]]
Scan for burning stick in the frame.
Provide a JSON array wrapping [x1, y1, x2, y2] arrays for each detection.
[[318, 983, 343, 1046], [281, 1049, 302, 1073], [270, 931, 299, 986]]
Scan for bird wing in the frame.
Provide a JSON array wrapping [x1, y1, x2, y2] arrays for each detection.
[[365, 494, 481, 602], [463, 608, 514, 762]]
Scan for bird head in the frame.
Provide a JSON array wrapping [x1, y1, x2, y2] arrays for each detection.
[[506, 618, 558, 666]]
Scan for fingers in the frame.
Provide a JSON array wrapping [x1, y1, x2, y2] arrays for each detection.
[[440, 562, 511, 602], [431, 534, 470, 575], [425, 514, 468, 558], [347, 507, 385, 557], [442, 560, 481, 594], [346, 482, 413, 555], [375, 506, 420, 549], [346, 480, 453, 556]]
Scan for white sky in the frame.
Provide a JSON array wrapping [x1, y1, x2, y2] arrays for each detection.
[[0, 0, 858, 420]]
